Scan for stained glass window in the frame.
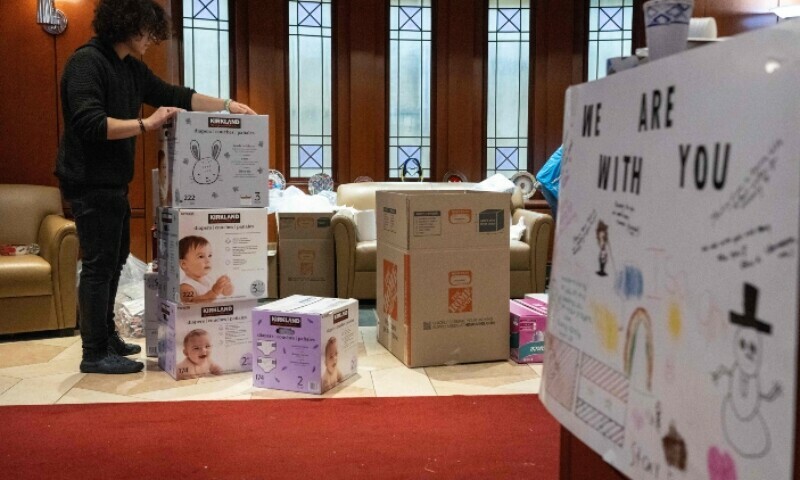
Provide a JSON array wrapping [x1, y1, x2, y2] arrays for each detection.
[[487, 0, 530, 178], [389, 0, 432, 180], [289, 1, 333, 178], [588, 0, 634, 81], [183, 0, 230, 98]]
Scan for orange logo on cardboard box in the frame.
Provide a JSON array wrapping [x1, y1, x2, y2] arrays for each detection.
[[449, 287, 473, 313], [449, 270, 472, 286], [298, 249, 315, 276], [383, 259, 398, 321], [296, 217, 315, 228], [448, 209, 472, 224]]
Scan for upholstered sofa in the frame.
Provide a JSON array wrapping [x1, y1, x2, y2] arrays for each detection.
[[0, 184, 79, 335], [331, 182, 553, 300]]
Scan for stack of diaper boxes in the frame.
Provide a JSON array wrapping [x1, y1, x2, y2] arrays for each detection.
[[156, 111, 270, 380]]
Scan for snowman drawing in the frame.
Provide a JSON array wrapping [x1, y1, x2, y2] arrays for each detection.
[[711, 283, 782, 458], [190, 139, 222, 184]]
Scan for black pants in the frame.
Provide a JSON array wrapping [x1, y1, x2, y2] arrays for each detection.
[[63, 186, 130, 360]]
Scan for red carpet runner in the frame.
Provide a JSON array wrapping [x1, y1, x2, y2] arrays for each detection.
[[0, 394, 559, 479]]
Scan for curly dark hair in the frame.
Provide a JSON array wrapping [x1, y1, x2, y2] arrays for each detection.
[[92, 0, 170, 45]]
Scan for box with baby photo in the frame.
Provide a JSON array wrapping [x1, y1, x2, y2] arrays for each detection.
[[159, 112, 269, 208], [158, 207, 269, 305], [251, 295, 358, 394], [158, 299, 256, 380]]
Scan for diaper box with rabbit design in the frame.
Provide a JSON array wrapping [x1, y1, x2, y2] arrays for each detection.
[[251, 295, 359, 394], [158, 207, 270, 305], [160, 112, 269, 208]]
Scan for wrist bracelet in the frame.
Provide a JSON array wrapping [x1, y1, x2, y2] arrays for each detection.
[[223, 98, 232, 112], [137, 118, 146, 133]]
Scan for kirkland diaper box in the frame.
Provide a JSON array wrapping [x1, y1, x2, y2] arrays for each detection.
[[144, 270, 160, 357], [510, 296, 547, 364], [252, 295, 359, 394], [277, 212, 335, 298], [158, 207, 269, 304], [159, 112, 269, 208], [158, 299, 256, 380], [375, 190, 510, 367]]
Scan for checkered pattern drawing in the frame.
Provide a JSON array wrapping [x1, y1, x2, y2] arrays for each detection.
[[543, 333, 580, 411], [575, 353, 629, 447]]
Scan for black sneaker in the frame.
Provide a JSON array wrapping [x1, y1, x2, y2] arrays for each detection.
[[80, 355, 144, 374], [108, 332, 142, 356]]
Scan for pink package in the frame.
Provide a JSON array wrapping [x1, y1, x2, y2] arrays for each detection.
[[509, 297, 547, 363]]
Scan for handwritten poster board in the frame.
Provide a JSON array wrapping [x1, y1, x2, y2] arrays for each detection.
[[541, 21, 799, 480]]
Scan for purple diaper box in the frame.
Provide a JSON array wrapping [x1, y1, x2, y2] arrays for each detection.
[[252, 295, 359, 394], [510, 296, 547, 363]]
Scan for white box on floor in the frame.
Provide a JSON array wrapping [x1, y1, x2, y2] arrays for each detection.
[[158, 207, 269, 304], [252, 295, 359, 394], [158, 299, 256, 380], [144, 270, 159, 357], [159, 112, 269, 208]]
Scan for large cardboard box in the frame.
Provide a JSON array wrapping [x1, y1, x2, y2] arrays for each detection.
[[278, 212, 335, 298], [159, 112, 269, 208], [375, 190, 511, 367], [158, 299, 256, 380], [158, 207, 269, 304], [252, 295, 359, 394], [509, 296, 547, 364]]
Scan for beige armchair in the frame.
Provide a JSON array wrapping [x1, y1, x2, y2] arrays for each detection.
[[331, 182, 553, 300], [0, 184, 79, 335]]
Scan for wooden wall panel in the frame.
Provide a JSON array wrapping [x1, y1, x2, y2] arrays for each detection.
[[238, 0, 289, 179], [694, 0, 779, 36], [334, 0, 389, 183], [141, 0, 180, 261], [0, 1, 60, 187], [433, 0, 487, 182]]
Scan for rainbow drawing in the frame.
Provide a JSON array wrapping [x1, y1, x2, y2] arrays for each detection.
[[623, 307, 654, 392]]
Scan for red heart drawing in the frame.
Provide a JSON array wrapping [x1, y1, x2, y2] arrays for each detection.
[[707, 446, 737, 480]]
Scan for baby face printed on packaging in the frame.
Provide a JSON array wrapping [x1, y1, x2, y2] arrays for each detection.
[[184, 331, 213, 365], [180, 239, 214, 281]]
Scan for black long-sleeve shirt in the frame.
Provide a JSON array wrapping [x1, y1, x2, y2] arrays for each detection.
[[56, 37, 195, 190]]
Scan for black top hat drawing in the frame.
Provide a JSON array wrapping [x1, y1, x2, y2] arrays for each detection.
[[730, 283, 772, 334]]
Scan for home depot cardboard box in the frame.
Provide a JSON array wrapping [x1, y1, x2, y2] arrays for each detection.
[[375, 190, 510, 367], [251, 295, 359, 394], [510, 296, 547, 364], [159, 112, 269, 208], [278, 212, 335, 298], [158, 207, 269, 304], [158, 299, 256, 380]]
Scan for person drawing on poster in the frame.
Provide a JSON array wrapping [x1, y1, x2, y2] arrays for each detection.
[[711, 283, 782, 458], [321, 336, 344, 391], [596, 220, 610, 276], [179, 235, 233, 303], [176, 329, 223, 380]]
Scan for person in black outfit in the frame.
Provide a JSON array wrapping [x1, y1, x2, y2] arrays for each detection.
[[56, 0, 256, 374]]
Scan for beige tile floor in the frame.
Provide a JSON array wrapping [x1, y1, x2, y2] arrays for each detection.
[[0, 326, 542, 405]]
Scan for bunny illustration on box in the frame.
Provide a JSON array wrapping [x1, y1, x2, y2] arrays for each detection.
[[191, 139, 222, 184]]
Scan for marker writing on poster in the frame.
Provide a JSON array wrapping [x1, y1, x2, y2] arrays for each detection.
[[710, 139, 782, 222], [597, 155, 643, 195], [638, 86, 675, 132], [582, 103, 602, 137], [679, 143, 730, 190]]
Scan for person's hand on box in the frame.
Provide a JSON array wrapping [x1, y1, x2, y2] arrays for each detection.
[[143, 106, 184, 131]]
